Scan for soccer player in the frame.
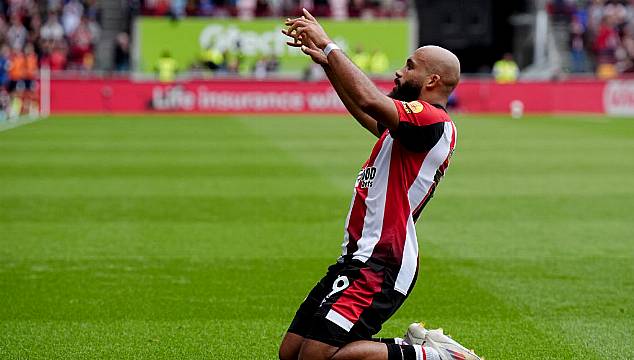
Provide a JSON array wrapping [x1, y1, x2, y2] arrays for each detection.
[[278, 10, 480, 360]]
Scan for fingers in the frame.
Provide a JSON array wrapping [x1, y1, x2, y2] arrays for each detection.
[[284, 16, 308, 26], [302, 8, 316, 21], [286, 19, 309, 34], [281, 28, 303, 44], [302, 36, 320, 51], [282, 24, 310, 45], [301, 45, 321, 58]]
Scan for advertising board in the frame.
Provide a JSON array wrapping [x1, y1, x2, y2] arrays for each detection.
[[136, 18, 410, 75]]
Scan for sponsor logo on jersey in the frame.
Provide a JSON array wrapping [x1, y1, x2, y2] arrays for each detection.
[[406, 101, 424, 113], [356, 166, 377, 189]]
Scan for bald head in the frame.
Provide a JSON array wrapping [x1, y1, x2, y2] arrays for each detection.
[[412, 45, 461, 96]]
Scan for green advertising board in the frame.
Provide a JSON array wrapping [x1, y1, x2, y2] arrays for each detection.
[[136, 17, 410, 75]]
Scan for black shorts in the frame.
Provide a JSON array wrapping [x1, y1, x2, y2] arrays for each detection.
[[288, 257, 415, 347], [24, 79, 36, 91], [8, 80, 26, 93]]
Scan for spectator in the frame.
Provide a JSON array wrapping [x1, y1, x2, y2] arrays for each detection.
[[7, 0, 34, 18], [199, 0, 214, 16], [221, 49, 242, 74], [28, 11, 42, 45], [369, 49, 389, 74], [594, 14, 619, 78], [155, 50, 178, 82], [265, 54, 279, 73], [170, 0, 186, 19], [7, 47, 26, 93], [351, 45, 370, 72], [62, 0, 83, 35], [586, 0, 604, 37], [7, 15, 28, 50], [143, 0, 170, 16], [0, 17, 8, 46], [330, 0, 348, 19], [493, 53, 519, 84], [113, 32, 131, 72], [41, 41, 68, 71], [254, 0, 272, 16], [141, 0, 407, 18], [570, 15, 587, 73], [252, 55, 267, 79], [199, 44, 224, 72], [47, 0, 63, 12], [23, 42, 38, 115], [0, 87, 10, 121], [237, 0, 257, 20], [7, 47, 26, 117], [556, 0, 634, 76], [0, 45, 10, 90], [68, 16, 99, 70], [40, 11, 64, 43], [83, 0, 100, 22]]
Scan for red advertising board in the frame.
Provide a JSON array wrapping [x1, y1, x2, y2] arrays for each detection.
[[51, 77, 616, 115]]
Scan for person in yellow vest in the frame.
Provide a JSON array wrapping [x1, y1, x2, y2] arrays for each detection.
[[351, 45, 370, 72], [493, 53, 519, 84], [200, 46, 223, 72], [369, 49, 389, 74], [155, 50, 178, 83]]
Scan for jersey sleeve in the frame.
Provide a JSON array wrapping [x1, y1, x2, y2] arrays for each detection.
[[390, 99, 447, 153], [392, 99, 442, 126]]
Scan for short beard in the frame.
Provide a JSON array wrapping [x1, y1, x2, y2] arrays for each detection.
[[387, 81, 422, 102]]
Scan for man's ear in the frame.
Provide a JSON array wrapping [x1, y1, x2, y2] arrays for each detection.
[[425, 74, 441, 89]]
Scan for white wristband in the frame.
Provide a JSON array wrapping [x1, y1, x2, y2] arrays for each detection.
[[323, 43, 341, 57]]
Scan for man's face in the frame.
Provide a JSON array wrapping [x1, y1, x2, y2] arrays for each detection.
[[388, 56, 425, 102]]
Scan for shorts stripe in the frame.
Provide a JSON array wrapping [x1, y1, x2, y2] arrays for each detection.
[[330, 267, 384, 325], [325, 309, 354, 332]]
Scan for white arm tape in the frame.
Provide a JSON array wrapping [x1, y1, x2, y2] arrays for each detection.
[[323, 43, 341, 57]]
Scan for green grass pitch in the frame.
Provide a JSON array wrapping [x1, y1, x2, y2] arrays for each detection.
[[0, 114, 633, 359]]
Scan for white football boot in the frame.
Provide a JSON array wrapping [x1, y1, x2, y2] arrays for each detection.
[[404, 323, 482, 360], [404, 322, 429, 346]]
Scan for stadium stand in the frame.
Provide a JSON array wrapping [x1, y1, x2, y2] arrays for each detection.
[[549, 0, 634, 77], [2, 0, 634, 97], [138, 0, 408, 19]]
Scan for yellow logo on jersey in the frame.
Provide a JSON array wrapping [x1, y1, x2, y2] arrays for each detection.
[[406, 101, 424, 113]]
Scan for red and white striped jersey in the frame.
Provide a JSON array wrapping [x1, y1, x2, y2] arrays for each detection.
[[340, 99, 457, 295]]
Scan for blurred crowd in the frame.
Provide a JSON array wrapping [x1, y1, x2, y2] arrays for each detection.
[[0, 0, 129, 118], [549, 0, 634, 77], [138, 0, 408, 19]]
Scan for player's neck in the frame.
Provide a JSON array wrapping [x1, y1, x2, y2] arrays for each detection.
[[419, 94, 447, 108]]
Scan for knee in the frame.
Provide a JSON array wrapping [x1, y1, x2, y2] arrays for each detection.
[[297, 339, 338, 360], [279, 334, 303, 360], [331, 341, 387, 360], [279, 346, 296, 360]]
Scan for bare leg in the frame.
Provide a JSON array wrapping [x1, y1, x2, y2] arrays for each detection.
[[279, 332, 307, 360], [298, 339, 339, 360], [332, 340, 389, 360], [298, 339, 389, 360]]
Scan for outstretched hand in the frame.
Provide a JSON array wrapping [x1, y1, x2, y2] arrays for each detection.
[[283, 28, 328, 65], [282, 9, 332, 65]]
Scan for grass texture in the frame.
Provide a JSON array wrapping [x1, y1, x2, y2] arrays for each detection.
[[1, 114, 633, 359]]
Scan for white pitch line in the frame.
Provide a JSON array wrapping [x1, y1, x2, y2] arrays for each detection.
[[0, 116, 44, 133]]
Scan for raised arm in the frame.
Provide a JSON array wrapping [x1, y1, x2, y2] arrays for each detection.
[[324, 65, 383, 137], [284, 10, 400, 133], [284, 27, 383, 137]]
